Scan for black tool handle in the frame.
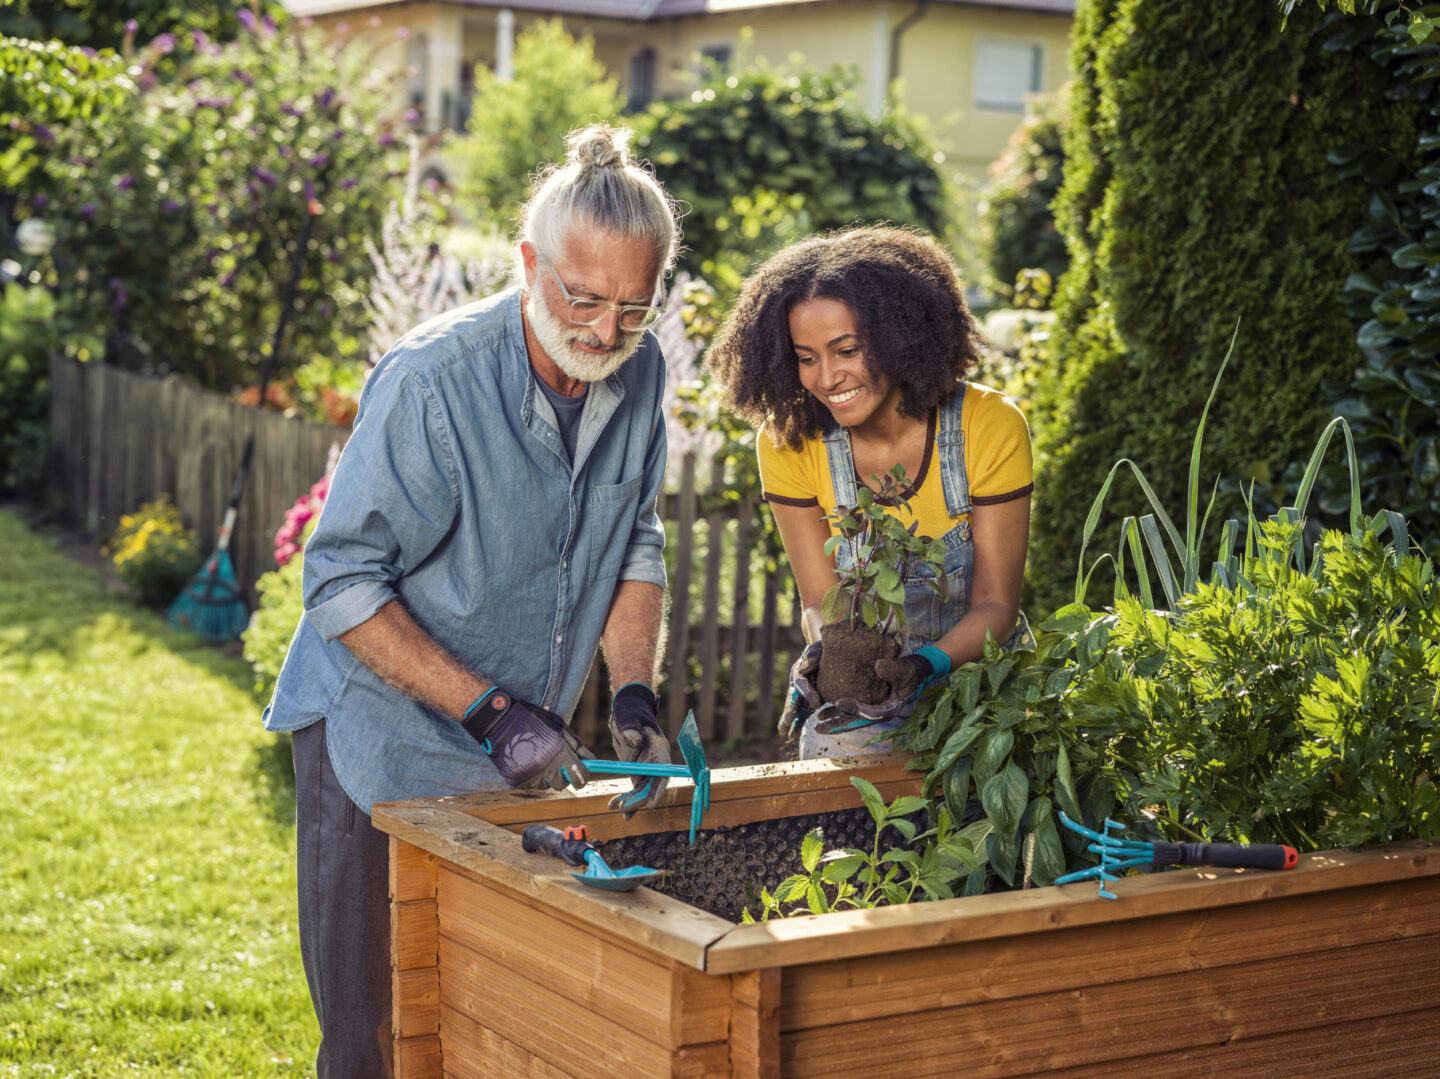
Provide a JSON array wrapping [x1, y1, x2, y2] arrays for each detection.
[[521, 824, 594, 869], [1154, 841, 1298, 871]]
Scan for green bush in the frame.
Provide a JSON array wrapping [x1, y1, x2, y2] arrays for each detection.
[[243, 551, 303, 699], [104, 496, 203, 607], [978, 91, 1068, 305], [1027, 0, 1423, 614], [0, 284, 58, 494], [0, 1, 274, 52], [451, 19, 622, 228], [24, 16, 401, 387], [633, 58, 950, 274]]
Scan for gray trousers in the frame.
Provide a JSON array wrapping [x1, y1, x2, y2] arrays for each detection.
[[293, 719, 393, 1079]]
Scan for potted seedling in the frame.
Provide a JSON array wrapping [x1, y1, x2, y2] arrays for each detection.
[[816, 465, 948, 705]]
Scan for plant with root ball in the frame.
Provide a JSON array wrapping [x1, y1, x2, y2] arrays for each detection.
[[820, 465, 949, 633]]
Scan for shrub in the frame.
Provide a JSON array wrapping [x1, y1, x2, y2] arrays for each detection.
[[451, 18, 622, 228], [29, 15, 402, 386], [1027, 0, 1424, 614], [0, 283, 59, 494], [977, 91, 1068, 305], [105, 496, 203, 607], [633, 58, 951, 274], [243, 552, 304, 699], [0, 2, 274, 52]]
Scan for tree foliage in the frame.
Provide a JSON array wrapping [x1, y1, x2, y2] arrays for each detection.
[[1026, 0, 1423, 613]]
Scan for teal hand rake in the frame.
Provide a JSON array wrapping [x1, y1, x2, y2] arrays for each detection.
[[1056, 811, 1298, 900], [583, 711, 711, 844]]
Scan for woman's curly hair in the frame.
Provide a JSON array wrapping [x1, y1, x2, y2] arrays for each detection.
[[707, 226, 983, 449]]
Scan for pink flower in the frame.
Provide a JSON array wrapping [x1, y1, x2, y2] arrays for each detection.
[[274, 542, 299, 567]]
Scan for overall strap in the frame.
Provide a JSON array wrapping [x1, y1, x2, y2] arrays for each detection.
[[936, 384, 972, 517], [822, 425, 859, 510]]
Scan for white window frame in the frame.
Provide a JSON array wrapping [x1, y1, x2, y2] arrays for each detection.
[[973, 36, 1045, 113]]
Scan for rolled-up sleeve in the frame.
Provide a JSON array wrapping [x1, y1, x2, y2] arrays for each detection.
[[303, 363, 460, 642], [617, 354, 668, 590]]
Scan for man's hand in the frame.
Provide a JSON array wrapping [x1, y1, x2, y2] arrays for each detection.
[[463, 689, 592, 790], [778, 640, 823, 741], [606, 683, 671, 817]]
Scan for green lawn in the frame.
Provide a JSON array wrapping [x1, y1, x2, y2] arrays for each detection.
[[0, 510, 317, 1075]]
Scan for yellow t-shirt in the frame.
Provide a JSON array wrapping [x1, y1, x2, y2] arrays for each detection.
[[757, 382, 1033, 540]]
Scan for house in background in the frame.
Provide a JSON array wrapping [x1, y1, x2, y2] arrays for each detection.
[[283, 0, 1074, 178]]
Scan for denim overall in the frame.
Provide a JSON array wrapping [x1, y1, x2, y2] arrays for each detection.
[[800, 385, 1031, 759]]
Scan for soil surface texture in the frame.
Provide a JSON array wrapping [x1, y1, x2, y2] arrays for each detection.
[[817, 622, 901, 705], [597, 807, 910, 922]]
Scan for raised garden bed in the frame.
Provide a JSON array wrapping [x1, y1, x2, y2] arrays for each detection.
[[373, 758, 1440, 1077]]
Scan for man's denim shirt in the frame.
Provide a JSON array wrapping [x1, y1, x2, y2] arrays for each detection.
[[262, 287, 668, 813]]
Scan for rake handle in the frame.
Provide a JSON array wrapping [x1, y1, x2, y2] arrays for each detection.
[[521, 824, 593, 868], [1153, 841, 1298, 871]]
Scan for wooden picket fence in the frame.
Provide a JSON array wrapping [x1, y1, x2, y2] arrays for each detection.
[[46, 357, 803, 745]]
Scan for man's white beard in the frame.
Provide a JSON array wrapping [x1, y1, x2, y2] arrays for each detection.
[[525, 289, 644, 383]]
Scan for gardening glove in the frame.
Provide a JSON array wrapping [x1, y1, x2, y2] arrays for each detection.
[[606, 682, 671, 817], [813, 646, 951, 734], [462, 687, 592, 791], [778, 640, 823, 741]]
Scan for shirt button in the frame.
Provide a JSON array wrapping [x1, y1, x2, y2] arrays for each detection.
[[555, 632, 563, 644], [561, 559, 568, 570]]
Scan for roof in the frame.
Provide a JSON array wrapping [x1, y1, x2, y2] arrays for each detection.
[[283, 0, 1075, 22]]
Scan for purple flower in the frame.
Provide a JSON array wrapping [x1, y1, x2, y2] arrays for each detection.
[[152, 32, 175, 54], [237, 9, 257, 32], [32, 123, 54, 144], [253, 166, 278, 186], [196, 96, 231, 110], [308, 152, 329, 169], [403, 108, 420, 123], [318, 87, 336, 110], [339, 178, 357, 191], [325, 249, 341, 263], [164, 198, 182, 213], [280, 101, 302, 117], [115, 174, 134, 191], [108, 278, 128, 312], [234, 69, 254, 87], [191, 29, 209, 50], [79, 203, 96, 219], [220, 270, 237, 287], [80, 46, 97, 57], [32, 194, 48, 210], [378, 131, 396, 148], [137, 71, 157, 91], [262, 14, 277, 36], [204, 248, 219, 263], [396, 27, 411, 41], [125, 18, 138, 34]]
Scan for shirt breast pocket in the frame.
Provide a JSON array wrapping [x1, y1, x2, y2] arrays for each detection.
[[582, 473, 646, 578], [590, 473, 644, 505]]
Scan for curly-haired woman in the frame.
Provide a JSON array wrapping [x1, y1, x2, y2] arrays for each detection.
[[708, 226, 1034, 760]]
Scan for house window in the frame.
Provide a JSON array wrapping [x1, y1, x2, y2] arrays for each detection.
[[974, 38, 1044, 112], [698, 43, 732, 74], [628, 47, 657, 111]]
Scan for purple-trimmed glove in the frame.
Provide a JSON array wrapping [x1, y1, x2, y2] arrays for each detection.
[[462, 688, 592, 791], [607, 682, 672, 817]]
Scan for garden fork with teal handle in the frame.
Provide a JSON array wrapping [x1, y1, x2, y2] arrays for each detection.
[[1056, 811, 1298, 900], [584, 711, 712, 845]]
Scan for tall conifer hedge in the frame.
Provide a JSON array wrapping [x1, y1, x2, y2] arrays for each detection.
[[1027, 0, 1421, 611]]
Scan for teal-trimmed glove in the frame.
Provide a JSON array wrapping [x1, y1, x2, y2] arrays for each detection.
[[606, 682, 672, 817], [812, 646, 952, 734], [778, 640, 823, 741]]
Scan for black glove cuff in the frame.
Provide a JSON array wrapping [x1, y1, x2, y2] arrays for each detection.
[[613, 682, 658, 710], [462, 692, 511, 745], [612, 683, 663, 734]]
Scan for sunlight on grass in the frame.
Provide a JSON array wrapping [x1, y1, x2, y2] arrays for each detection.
[[0, 511, 316, 1075]]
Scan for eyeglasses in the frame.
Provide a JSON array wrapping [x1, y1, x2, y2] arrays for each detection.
[[542, 263, 663, 332]]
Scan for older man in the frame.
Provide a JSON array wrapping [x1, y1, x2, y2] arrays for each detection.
[[262, 124, 682, 1078]]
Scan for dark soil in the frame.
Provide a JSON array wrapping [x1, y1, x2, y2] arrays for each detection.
[[816, 621, 901, 705], [598, 807, 896, 922]]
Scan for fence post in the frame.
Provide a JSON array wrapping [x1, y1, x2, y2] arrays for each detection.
[[664, 453, 697, 736], [725, 492, 755, 741], [695, 458, 727, 741]]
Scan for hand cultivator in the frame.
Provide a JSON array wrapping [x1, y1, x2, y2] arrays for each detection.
[[584, 711, 712, 844], [1056, 811, 1298, 900], [521, 824, 670, 892]]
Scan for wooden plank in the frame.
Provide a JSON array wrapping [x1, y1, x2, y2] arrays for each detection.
[[394, 1033, 442, 1079], [372, 804, 730, 970], [394, 967, 440, 1039], [440, 1005, 570, 1077], [665, 452, 696, 736], [440, 935, 678, 1075], [725, 492, 754, 741], [778, 934, 1440, 1078], [706, 840, 1440, 973], [1048, 1005, 1440, 1078], [392, 900, 438, 971], [754, 573, 780, 736], [780, 876, 1440, 1030], [730, 968, 780, 1079], [391, 837, 438, 903], [696, 457, 727, 738], [436, 867, 730, 1047]]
